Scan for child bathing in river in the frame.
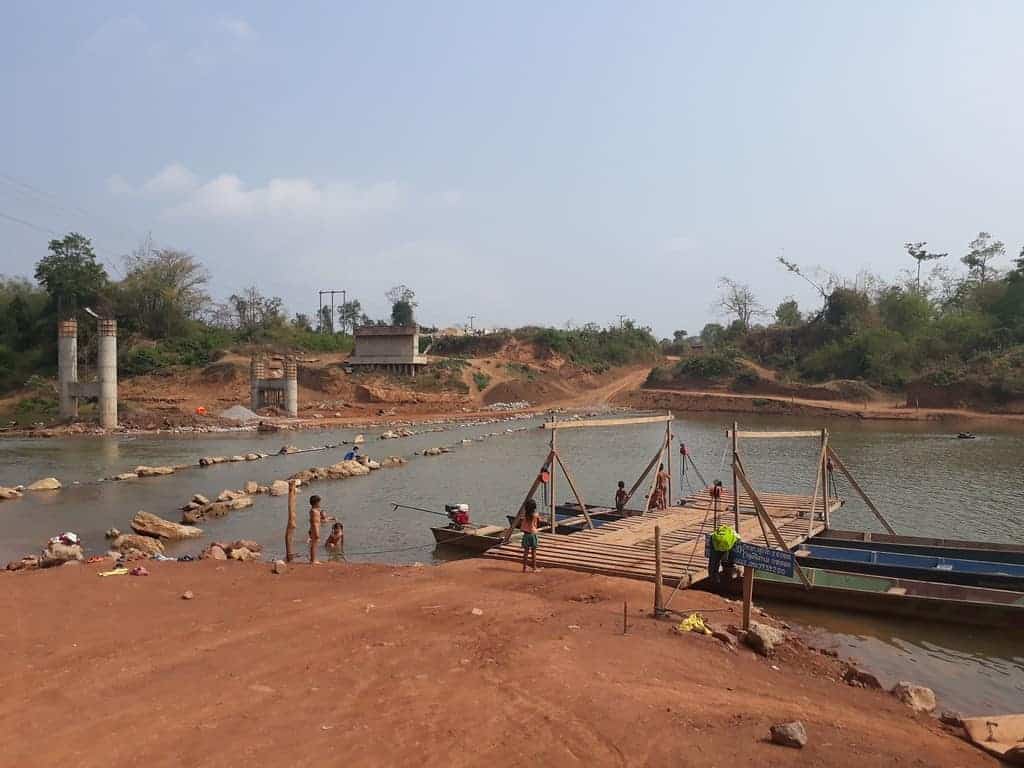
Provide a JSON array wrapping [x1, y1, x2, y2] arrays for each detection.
[[325, 522, 344, 554]]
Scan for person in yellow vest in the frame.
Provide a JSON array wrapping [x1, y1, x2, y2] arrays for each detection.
[[709, 524, 739, 589]]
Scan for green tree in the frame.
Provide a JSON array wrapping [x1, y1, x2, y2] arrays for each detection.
[[116, 247, 210, 338], [824, 288, 872, 334], [292, 313, 313, 331], [34, 232, 108, 314], [318, 305, 335, 333], [877, 287, 930, 336], [391, 299, 415, 326], [904, 241, 947, 291], [773, 298, 802, 327], [337, 299, 363, 333], [700, 323, 727, 348], [672, 329, 689, 343], [962, 231, 1004, 284]]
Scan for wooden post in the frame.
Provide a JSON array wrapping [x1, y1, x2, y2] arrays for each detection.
[[549, 426, 557, 534], [654, 525, 664, 615], [623, 601, 628, 634], [741, 566, 754, 630], [665, 413, 673, 507], [502, 452, 554, 542], [732, 420, 740, 530], [643, 441, 665, 514], [821, 429, 830, 530], [285, 480, 297, 562], [554, 452, 594, 530], [806, 439, 826, 539]]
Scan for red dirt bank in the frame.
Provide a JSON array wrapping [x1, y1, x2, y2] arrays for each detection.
[[0, 560, 991, 767]]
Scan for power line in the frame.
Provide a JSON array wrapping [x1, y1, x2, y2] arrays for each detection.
[[0, 210, 58, 236]]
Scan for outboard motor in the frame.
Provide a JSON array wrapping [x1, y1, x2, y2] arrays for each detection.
[[444, 503, 470, 529]]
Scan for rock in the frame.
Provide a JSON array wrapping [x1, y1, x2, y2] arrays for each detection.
[[272, 559, 286, 574], [289, 470, 316, 484], [134, 465, 175, 477], [111, 534, 164, 557], [229, 546, 260, 562], [243, 481, 259, 495], [192, 493, 211, 505], [744, 622, 787, 657], [366, 460, 381, 470], [279, 445, 299, 455], [40, 541, 84, 567], [202, 544, 227, 560], [269, 480, 290, 496], [181, 590, 195, 600], [0, 486, 22, 500], [131, 510, 203, 540], [216, 489, 247, 502], [199, 456, 228, 467], [105, 527, 121, 539], [471, 608, 484, 616], [111, 473, 137, 481], [711, 628, 738, 649], [62, 560, 81, 567], [26, 477, 62, 491], [326, 460, 370, 479], [6, 555, 40, 571], [353, 434, 365, 444], [379, 430, 398, 440], [380, 456, 407, 468], [228, 539, 262, 553], [769, 721, 807, 749], [229, 455, 246, 462], [244, 453, 260, 461], [891, 681, 936, 713], [939, 710, 964, 728], [201, 496, 254, 518], [181, 501, 202, 513], [423, 447, 443, 456], [181, 509, 201, 525], [842, 665, 883, 690]]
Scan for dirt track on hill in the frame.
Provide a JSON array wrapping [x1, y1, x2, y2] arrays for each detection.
[[0, 559, 992, 767]]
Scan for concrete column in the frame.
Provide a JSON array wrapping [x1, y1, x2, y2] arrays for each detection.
[[97, 319, 118, 429], [251, 358, 266, 411], [284, 358, 298, 417], [57, 319, 78, 419]]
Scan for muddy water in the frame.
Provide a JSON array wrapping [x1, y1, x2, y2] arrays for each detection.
[[2, 412, 1023, 713]]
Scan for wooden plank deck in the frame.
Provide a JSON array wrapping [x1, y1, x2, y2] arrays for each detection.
[[485, 492, 829, 588]]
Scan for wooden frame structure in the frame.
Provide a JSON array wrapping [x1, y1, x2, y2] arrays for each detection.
[[504, 412, 674, 541]]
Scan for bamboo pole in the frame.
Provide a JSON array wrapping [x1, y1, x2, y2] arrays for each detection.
[[821, 429, 830, 529], [734, 463, 812, 587], [624, 443, 664, 506], [285, 480, 297, 562], [544, 413, 674, 430], [665, 413, 673, 507], [644, 438, 666, 514], [807, 439, 826, 539], [554, 452, 594, 530], [732, 420, 740, 530], [549, 427, 557, 534], [826, 447, 896, 534], [654, 525, 664, 615], [502, 452, 554, 542]]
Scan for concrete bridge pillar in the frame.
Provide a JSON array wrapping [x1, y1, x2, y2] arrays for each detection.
[[251, 358, 266, 411], [57, 319, 78, 419], [284, 358, 298, 417], [97, 319, 118, 429]]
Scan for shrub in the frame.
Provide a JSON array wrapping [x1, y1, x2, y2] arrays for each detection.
[[472, 371, 491, 391]]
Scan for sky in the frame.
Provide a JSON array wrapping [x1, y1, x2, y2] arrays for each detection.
[[2, 1, 1023, 337]]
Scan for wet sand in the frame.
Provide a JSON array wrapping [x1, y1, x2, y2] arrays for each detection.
[[0, 558, 994, 767]]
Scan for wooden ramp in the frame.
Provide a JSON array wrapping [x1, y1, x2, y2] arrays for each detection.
[[485, 493, 835, 588]]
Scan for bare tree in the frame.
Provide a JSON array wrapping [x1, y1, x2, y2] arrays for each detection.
[[904, 241, 947, 291], [962, 231, 1004, 284], [716, 277, 764, 331]]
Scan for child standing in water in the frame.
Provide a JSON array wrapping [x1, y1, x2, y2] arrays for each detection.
[[520, 498, 540, 573], [325, 522, 345, 555], [308, 495, 324, 563]]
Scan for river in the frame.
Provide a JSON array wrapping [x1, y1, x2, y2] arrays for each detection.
[[2, 411, 1022, 714]]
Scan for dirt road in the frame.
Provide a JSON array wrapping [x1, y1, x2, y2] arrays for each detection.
[[0, 559, 990, 767]]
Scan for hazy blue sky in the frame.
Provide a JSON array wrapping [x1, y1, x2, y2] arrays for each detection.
[[3, 1, 1023, 335]]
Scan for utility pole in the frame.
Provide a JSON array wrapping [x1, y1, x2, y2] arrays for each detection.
[[467, 314, 476, 332], [617, 314, 627, 329], [317, 290, 347, 333]]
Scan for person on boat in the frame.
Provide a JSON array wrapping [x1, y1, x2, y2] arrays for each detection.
[[343, 445, 360, 461], [325, 522, 344, 554], [615, 481, 628, 514], [520, 498, 541, 573], [708, 523, 739, 589]]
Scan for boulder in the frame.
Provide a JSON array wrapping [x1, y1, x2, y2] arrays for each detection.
[[288, 470, 316, 484], [423, 447, 443, 456], [229, 539, 262, 553], [769, 721, 807, 749], [279, 445, 299, 455], [6, 555, 40, 571], [134, 465, 175, 477], [26, 477, 62, 491], [326, 460, 370, 479], [891, 682, 936, 713], [743, 622, 787, 657], [40, 541, 84, 568], [201, 544, 227, 560], [229, 546, 260, 562], [199, 456, 227, 467], [202, 496, 254, 518], [244, 453, 260, 461], [216, 489, 247, 502], [111, 534, 164, 557], [105, 528, 121, 539], [353, 434, 365, 444], [0, 486, 22, 500], [243, 481, 259, 495], [272, 559, 286, 574], [131, 510, 202, 540], [842, 665, 883, 690], [366, 460, 381, 470], [192, 493, 211, 505], [181, 501, 202, 513], [111, 472, 138, 481], [268, 480, 290, 496], [379, 430, 398, 440], [181, 509, 201, 525], [229, 455, 246, 462]]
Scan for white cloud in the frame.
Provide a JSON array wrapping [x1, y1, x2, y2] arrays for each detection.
[[141, 163, 199, 197], [219, 17, 255, 41]]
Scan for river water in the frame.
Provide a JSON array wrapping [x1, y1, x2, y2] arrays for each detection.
[[2, 412, 1022, 713]]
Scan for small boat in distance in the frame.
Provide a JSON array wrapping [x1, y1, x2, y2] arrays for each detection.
[[430, 523, 505, 553], [957, 431, 976, 439]]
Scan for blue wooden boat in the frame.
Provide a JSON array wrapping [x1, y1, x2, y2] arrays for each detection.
[[811, 528, 1024, 566], [745, 567, 1024, 629], [794, 543, 1024, 590]]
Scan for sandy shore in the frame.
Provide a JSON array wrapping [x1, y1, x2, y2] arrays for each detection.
[[0, 559, 992, 767]]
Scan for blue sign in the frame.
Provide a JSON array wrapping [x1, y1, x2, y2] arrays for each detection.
[[705, 535, 795, 577]]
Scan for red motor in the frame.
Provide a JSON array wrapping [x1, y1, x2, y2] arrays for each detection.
[[445, 503, 470, 527]]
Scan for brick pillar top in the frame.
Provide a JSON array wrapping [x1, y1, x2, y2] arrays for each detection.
[[98, 319, 117, 337], [58, 319, 78, 337]]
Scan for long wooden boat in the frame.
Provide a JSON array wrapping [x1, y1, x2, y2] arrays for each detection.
[[793, 543, 1024, 590], [811, 528, 1024, 565], [743, 567, 1024, 629], [430, 524, 505, 553]]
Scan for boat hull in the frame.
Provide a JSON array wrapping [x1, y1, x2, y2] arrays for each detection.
[[811, 529, 1024, 565], [430, 525, 503, 553]]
